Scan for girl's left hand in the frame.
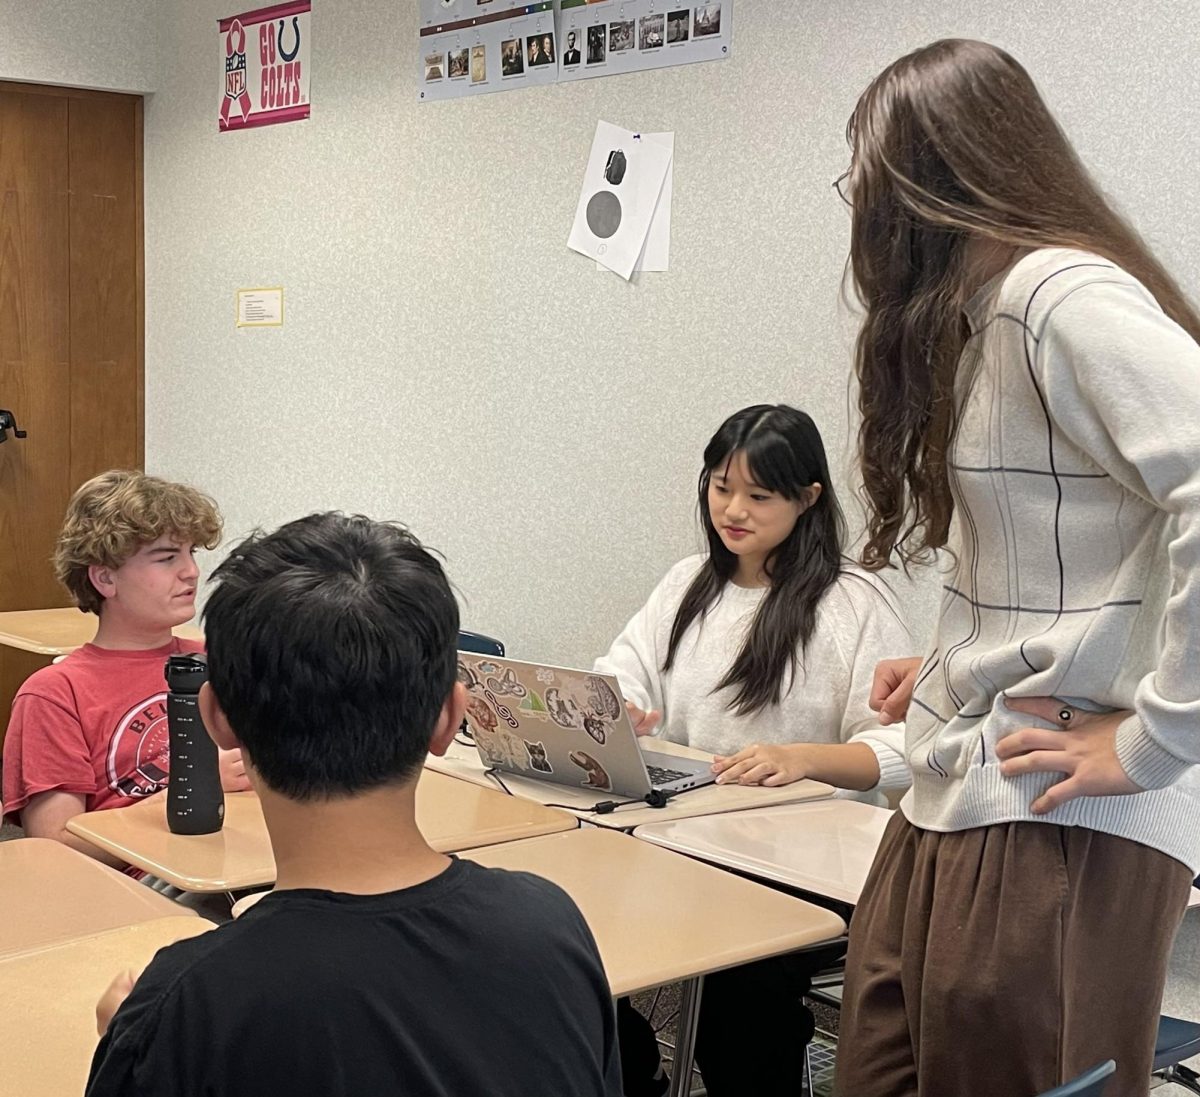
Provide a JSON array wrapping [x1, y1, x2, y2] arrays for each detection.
[[995, 696, 1142, 814], [711, 743, 810, 786]]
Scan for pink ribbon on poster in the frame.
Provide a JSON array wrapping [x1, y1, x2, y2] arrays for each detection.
[[220, 19, 252, 128]]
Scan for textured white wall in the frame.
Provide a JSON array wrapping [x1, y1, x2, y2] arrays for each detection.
[[4, 0, 1200, 1029], [0, 0, 161, 93], [137, 0, 1200, 668]]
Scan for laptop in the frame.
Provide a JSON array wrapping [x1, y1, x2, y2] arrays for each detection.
[[456, 652, 716, 800]]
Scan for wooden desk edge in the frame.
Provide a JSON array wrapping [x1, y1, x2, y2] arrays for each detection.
[[0, 632, 69, 655], [607, 912, 847, 997]]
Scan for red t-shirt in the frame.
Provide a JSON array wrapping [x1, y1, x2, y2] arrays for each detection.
[[2, 637, 205, 822]]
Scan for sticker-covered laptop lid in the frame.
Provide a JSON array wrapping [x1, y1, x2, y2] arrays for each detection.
[[456, 652, 653, 797]]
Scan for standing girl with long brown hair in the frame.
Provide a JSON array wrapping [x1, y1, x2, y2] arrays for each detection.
[[836, 38, 1200, 1097]]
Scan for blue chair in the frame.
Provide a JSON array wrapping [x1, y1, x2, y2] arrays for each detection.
[[1037, 1060, 1115, 1096], [1153, 1015, 1200, 1092], [457, 630, 503, 656]]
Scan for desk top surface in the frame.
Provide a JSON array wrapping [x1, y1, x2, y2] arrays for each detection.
[[0, 917, 211, 1095], [637, 802, 1200, 909], [0, 838, 198, 958], [67, 771, 577, 892], [426, 737, 834, 829], [463, 827, 845, 996], [0, 607, 203, 655], [635, 797, 893, 905]]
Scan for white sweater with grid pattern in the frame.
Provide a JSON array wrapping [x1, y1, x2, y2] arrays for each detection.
[[903, 248, 1200, 871]]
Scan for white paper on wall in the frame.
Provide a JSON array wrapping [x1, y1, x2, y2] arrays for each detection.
[[598, 131, 672, 274], [568, 121, 672, 281]]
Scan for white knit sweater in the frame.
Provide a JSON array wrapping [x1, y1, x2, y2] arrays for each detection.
[[904, 248, 1200, 871], [594, 555, 912, 790]]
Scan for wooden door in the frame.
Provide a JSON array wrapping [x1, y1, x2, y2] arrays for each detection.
[[0, 83, 142, 747], [0, 89, 71, 611]]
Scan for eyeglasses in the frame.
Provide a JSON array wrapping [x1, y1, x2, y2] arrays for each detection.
[[832, 171, 852, 206]]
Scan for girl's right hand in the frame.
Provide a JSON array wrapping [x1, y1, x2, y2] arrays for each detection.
[[869, 656, 922, 725], [626, 701, 662, 736], [711, 743, 810, 786]]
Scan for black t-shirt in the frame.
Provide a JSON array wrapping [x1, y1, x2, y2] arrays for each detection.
[[86, 859, 622, 1096]]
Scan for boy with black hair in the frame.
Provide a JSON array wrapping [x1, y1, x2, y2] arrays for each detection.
[[86, 512, 622, 1097]]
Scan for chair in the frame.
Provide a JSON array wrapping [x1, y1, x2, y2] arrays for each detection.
[[231, 890, 269, 919], [1153, 1014, 1200, 1093], [1036, 1060, 1115, 1096], [457, 630, 504, 657]]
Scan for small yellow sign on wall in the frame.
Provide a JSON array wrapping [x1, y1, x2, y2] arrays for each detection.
[[236, 287, 284, 327]]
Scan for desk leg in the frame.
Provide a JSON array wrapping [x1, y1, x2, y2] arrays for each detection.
[[668, 974, 704, 1097]]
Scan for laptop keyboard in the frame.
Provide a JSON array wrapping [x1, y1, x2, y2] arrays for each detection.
[[646, 765, 692, 787]]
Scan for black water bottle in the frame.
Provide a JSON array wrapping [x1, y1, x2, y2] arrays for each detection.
[[165, 653, 225, 835]]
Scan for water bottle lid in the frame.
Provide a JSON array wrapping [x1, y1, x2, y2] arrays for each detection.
[[165, 652, 209, 693]]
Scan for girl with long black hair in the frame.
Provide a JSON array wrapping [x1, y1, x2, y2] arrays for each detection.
[[596, 403, 909, 1097]]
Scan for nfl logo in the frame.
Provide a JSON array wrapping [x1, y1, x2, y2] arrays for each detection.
[[226, 53, 247, 99]]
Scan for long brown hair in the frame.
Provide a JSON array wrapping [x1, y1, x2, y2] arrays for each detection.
[[847, 38, 1200, 569]]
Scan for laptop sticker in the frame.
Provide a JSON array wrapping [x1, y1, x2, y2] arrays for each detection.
[[482, 688, 521, 729], [467, 695, 496, 732], [486, 668, 527, 698], [546, 688, 584, 729], [524, 740, 553, 773], [457, 660, 479, 690], [582, 714, 608, 745], [585, 676, 622, 720], [569, 749, 612, 791], [519, 692, 549, 713]]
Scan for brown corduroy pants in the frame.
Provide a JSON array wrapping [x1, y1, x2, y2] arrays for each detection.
[[834, 813, 1191, 1097]]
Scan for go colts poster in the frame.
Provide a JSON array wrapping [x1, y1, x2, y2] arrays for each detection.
[[218, 1, 311, 132]]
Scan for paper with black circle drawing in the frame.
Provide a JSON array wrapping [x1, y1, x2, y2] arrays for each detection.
[[568, 120, 672, 280], [598, 132, 672, 274]]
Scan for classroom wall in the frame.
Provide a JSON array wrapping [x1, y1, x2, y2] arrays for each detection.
[[131, 1, 1200, 667], [0, 0, 161, 94]]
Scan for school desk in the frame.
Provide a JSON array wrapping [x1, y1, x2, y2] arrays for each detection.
[[424, 735, 835, 829], [0, 917, 211, 1094], [66, 771, 578, 893], [463, 827, 846, 1097], [636, 803, 1200, 910], [0, 838, 198, 959], [635, 798, 892, 905], [0, 606, 202, 656]]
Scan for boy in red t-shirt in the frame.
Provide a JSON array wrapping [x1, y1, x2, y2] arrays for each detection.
[[2, 470, 251, 866]]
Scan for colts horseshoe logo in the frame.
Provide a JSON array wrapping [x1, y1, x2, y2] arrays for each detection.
[[277, 16, 301, 62]]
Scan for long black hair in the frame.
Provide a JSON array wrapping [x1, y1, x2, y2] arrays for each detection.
[[663, 405, 846, 715]]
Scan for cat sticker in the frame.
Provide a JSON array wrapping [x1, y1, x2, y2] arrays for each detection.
[[524, 740, 553, 773]]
